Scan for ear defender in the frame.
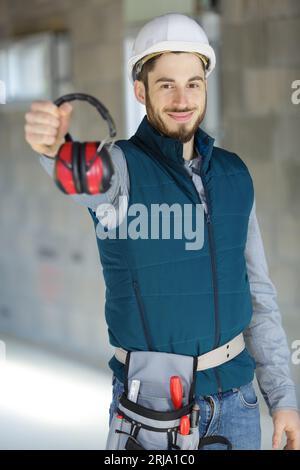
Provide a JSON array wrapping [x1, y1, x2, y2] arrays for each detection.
[[79, 143, 88, 194], [72, 141, 82, 194], [52, 93, 116, 195]]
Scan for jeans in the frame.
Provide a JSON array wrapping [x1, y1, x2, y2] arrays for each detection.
[[108, 375, 261, 450]]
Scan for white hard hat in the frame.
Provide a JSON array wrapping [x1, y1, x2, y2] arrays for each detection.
[[127, 13, 216, 84]]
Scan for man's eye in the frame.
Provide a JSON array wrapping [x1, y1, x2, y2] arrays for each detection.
[[160, 83, 200, 89]]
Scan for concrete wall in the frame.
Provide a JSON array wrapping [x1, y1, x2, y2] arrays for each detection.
[[0, 0, 124, 367], [220, 0, 300, 401]]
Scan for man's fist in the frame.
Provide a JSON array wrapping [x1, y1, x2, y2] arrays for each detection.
[[25, 100, 73, 158]]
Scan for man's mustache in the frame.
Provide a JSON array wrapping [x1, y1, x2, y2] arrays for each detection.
[[164, 109, 197, 113]]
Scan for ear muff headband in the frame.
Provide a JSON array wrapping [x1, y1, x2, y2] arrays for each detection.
[[54, 93, 116, 140]]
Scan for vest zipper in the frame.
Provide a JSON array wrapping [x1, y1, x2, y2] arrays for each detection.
[[174, 162, 222, 392], [198, 168, 222, 393], [204, 212, 220, 350], [132, 280, 154, 351]]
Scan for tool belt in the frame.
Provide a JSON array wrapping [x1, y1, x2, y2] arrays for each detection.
[[115, 333, 245, 371], [105, 333, 244, 450]]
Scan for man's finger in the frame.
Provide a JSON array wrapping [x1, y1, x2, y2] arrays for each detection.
[[25, 123, 58, 137], [30, 100, 60, 118], [25, 111, 60, 128], [25, 132, 57, 146], [284, 431, 300, 450], [272, 421, 285, 449]]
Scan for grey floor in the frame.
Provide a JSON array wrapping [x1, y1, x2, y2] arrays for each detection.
[[0, 334, 274, 450]]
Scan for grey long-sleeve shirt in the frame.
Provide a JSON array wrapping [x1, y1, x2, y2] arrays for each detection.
[[39, 144, 298, 416]]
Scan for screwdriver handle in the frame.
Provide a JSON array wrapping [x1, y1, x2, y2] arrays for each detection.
[[180, 415, 190, 435], [170, 376, 183, 410]]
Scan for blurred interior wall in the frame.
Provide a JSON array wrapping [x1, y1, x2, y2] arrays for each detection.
[[220, 0, 300, 403], [0, 0, 124, 367]]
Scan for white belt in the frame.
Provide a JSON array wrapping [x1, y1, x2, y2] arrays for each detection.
[[115, 332, 245, 371]]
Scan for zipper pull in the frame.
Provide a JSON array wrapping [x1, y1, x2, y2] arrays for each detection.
[[206, 212, 211, 224]]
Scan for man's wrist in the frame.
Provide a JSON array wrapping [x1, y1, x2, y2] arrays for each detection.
[[41, 153, 56, 160], [267, 386, 299, 417], [271, 407, 299, 417]]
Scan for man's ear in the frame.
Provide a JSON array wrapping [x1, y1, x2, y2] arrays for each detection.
[[133, 80, 146, 105]]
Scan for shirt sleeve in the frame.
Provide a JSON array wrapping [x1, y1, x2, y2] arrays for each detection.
[[243, 198, 299, 416], [38, 144, 130, 215]]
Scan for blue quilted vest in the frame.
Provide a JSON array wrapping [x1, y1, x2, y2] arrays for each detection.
[[88, 116, 256, 396]]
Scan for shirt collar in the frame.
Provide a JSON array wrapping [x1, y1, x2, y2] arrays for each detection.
[[134, 115, 215, 175]]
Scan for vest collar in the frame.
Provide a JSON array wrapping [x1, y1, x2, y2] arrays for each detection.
[[134, 115, 215, 175]]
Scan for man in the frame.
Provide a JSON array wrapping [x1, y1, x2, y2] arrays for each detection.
[[25, 13, 300, 450]]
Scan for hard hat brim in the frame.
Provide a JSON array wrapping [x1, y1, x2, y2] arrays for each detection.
[[128, 41, 216, 84]]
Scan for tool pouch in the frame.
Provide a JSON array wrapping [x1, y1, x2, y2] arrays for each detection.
[[105, 350, 200, 450]]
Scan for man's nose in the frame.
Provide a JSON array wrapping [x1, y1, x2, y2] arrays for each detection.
[[172, 89, 190, 109]]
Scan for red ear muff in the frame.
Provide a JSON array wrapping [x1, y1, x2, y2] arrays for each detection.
[[52, 93, 116, 195], [86, 143, 114, 194], [72, 142, 82, 194], [79, 143, 89, 194], [54, 141, 74, 194]]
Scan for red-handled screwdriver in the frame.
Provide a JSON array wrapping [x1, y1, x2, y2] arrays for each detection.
[[180, 415, 190, 435], [170, 375, 190, 435], [170, 376, 183, 409]]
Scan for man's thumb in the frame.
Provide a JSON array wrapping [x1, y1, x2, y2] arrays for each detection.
[[57, 102, 73, 140], [59, 102, 73, 117]]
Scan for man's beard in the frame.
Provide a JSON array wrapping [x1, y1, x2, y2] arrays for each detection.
[[145, 88, 207, 144]]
